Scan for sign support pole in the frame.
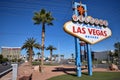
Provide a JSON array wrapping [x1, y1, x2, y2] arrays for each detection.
[[75, 37, 81, 77], [73, 2, 82, 77], [86, 43, 92, 76]]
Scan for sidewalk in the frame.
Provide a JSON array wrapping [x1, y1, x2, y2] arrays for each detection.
[[32, 65, 69, 80], [0, 71, 12, 80], [17, 62, 33, 80], [32, 65, 120, 80], [1, 63, 120, 80], [0, 62, 33, 80], [32, 65, 114, 80]]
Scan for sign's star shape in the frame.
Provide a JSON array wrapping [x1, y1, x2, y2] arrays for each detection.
[[77, 5, 85, 15]]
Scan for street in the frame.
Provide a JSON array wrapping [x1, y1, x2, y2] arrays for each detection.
[[0, 63, 12, 77]]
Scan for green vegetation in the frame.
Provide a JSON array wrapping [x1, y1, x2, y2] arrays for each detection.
[[108, 42, 120, 65], [32, 61, 59, 66], [32, 61, 40, 65], [21, 37, 41, 65], [46, 45, 57, 64], [44, 63, 59, 66], [0, 54, 8, 63], [33, 9, 54, 72], [48, 72, 120, 80]]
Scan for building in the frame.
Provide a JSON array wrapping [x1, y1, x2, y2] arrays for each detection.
[[1, 47, 21, 60], [93, 51, 110, 61]]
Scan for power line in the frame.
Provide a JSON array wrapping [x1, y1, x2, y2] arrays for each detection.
[[0, 0, 73, 22], [0, 1, 73, 16], [0, 0, 71, 10]]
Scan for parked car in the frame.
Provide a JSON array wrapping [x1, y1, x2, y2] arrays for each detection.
[[2, 62, 8, 66]]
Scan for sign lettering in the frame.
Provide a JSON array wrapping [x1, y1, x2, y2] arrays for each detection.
[[63, 21, 112, 44], [63, 2, 112, 45]]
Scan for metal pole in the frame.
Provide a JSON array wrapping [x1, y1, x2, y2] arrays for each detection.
[[73, 2, 88, 77], [75, 37, 81, 77], [86, 43, 92, 76], [73, 2, 82, 77]]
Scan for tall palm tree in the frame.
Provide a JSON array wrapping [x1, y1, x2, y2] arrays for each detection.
[[46, 45, 57, 64], [21, 37, 41, 65], [33, 9, 54, 72]]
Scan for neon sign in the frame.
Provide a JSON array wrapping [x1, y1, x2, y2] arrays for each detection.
[[64, 21, 112, 44], [72, 15, 108, 27], [63, 3, 112, 44]]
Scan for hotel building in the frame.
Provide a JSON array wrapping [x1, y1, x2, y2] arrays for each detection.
[[1, 47, 21, 60]]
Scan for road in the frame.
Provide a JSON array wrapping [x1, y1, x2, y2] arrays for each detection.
[[0, 64, 12, 73], [0, 63, 12, 78]]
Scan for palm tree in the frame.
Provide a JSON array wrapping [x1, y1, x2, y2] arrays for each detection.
[[71, 53, 74, 59], [33, 9, 54, 72], [114, 42, 120, 57], [60, 54, 64, 60], [37, 52, 41, 61], [114, 42, 120, 66], [109, 51, 114, 63], [21, 37, 41, 65], [32, 52, 35, 60], [26, 50, 34, 61], [52, 54, 59, 61], [46, 45, 57, 64]]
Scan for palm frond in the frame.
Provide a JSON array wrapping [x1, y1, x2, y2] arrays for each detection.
[[46, 45, 57, 50], [21, 37, 41, 51], [33, 9, 54, 26]]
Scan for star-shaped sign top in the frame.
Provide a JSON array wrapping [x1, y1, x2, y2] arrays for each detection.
[[77, 2, 86, 16]]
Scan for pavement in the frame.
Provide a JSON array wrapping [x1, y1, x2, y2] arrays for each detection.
[[32, 65, 111, 80], [0, 62, 33, 80], [0, 62, 120, 80], [0, 64, 12, 73], [0, 71, 12, 80]]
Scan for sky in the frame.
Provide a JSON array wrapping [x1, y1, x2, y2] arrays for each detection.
[[0, 0, 120, 58]]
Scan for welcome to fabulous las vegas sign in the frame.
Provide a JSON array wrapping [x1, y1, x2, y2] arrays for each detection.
[[63, 3, 112, 44]]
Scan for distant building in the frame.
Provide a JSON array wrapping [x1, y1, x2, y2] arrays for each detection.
[[1, 47, 21, 60], [93, 51, 110, 61]]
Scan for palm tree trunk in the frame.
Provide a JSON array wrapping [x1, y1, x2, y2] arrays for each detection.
[[50, 50, 52, 64], [38, 55, 39, 61], [40, 23, 45, 73], [29, 50, 32, 66]]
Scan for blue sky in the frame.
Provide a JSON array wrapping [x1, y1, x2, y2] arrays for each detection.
[[0, 0, 120, 58]]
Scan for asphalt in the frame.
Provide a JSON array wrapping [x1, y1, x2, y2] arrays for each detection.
[[0, 64, 12, 73]]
